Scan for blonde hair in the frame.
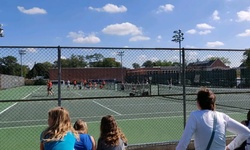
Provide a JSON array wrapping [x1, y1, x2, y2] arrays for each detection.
[[73, 119, 88, 134], [99, 115, 127, 146], [41, 107, 78, 142]]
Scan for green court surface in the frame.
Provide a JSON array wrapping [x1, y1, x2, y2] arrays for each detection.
[[0, 85, 248, 149]]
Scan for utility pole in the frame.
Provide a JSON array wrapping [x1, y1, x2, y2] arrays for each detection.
[[117, 51, 125, 83], [0, 24, 4, 37], [19, 49, 27, 77]]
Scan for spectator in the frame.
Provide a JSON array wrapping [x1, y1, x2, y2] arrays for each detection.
[[97, 115, 127, 150], [40, 107, 78, 150], [73, 119, 96, 150], [176, 87, 250, 150], [235, 110, 250, 150]]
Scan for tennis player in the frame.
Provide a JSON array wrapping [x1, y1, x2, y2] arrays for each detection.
[[47, 80, 54, 96]]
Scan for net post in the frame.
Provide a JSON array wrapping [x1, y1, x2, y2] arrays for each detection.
[[157, 84, 159, 95], [57, 46, 62, 106]]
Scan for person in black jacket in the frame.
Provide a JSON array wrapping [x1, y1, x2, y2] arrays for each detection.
[[235, 110, 250, 150]]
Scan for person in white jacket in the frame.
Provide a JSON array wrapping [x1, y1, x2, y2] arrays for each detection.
[[176, 87, 250, 150]]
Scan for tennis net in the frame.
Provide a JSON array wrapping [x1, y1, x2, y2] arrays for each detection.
[[158, 84, 250, 110]]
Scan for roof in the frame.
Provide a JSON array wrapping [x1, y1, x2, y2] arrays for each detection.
[[188, 60, 215, 67]]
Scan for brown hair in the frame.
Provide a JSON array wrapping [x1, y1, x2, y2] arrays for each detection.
[[196, 87, 216, 111], [99, 115, 127, 146]]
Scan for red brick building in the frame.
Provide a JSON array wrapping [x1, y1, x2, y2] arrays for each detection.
[[49, 67, 126, 82]]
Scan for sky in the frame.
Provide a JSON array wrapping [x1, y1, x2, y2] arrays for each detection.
[[1, 0, 250, 68]]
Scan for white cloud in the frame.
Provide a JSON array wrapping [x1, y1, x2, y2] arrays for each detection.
[[18, 48, 37, 53], [205, 55, 215, 60], [186, 51, 198, 62], [17, 6, 47, 15], [156, 4, 174, 13], [236, 7, 250, 22], [187, 23, 214, 35], [186, 29, 196, 34], [150, 57, 159, 62], [185, 45, 196, 48], [237, 29, 250, 37], [196, 23, 215, 29], [129, 35, 150, 42], [67, 31, 100, 44], [198, 30, 211, 35], [88, 4, 127, 13], [137, 55, 160, 65], [137, 55, 147, 64], [212, 10, 220, 20], [26, 48, 37, 53], [156, 35, 162, 42], [102, 22, 142, 36], [206, 41, 224, 47]]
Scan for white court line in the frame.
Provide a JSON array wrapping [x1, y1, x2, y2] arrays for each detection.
[[92, 100, 121, 115], [0, 103, 18, 115], [0, 115, 183, 130], [0, 86, 43, 115], [22, 86, 43, 99], [0, 110, 188, 124], [73, 91, 83, 96], [0, 111, 243, 130]]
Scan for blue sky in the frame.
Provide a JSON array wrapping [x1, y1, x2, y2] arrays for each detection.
[[1, 0, 250, 68]]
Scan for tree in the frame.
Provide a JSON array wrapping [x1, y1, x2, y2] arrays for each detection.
[[26, 62, 53, 79], [141, 60, 175, 68], [54, 54, 87, 68], [92, 53, 104, 62], [0, 56, 20, 75], [86, 53, 104, 67], [242, 49, 250, 68], [207, 57, 231, 66], [142, 60, 153, 68], [161, 60, 174, 66], [132, 63, 140, 69], [93, 58, 120, 67]]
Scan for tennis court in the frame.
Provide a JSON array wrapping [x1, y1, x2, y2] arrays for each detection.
[[0, 84, 248, 149]]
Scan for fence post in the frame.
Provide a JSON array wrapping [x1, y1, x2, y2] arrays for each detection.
[[57, 46, 61, 106], [182, 47, 186, 129]]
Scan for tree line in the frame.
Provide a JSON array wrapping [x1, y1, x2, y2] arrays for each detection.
[[1, 50, 249, 79]]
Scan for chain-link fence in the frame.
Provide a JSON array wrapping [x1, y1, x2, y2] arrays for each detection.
[[0, 46, 249, 149]]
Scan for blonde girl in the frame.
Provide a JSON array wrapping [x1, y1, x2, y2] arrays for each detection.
[[40, 107, 78, 150], [73, 119, 96, 150]]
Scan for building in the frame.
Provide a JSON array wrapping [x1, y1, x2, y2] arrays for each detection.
[[49, 67, 126, 83], [186, 59, 230, 71]]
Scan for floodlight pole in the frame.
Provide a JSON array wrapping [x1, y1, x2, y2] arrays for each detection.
[[0, 24, 4, 37], [19, 49, 26, 77], [117, 51, 125, 83], [172, 29, 185, 128], [172, 29, 184, 85]]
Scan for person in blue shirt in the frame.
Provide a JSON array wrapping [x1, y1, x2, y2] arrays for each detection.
[[74, 119, 96, 150], [40, 106, 79, 150]]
